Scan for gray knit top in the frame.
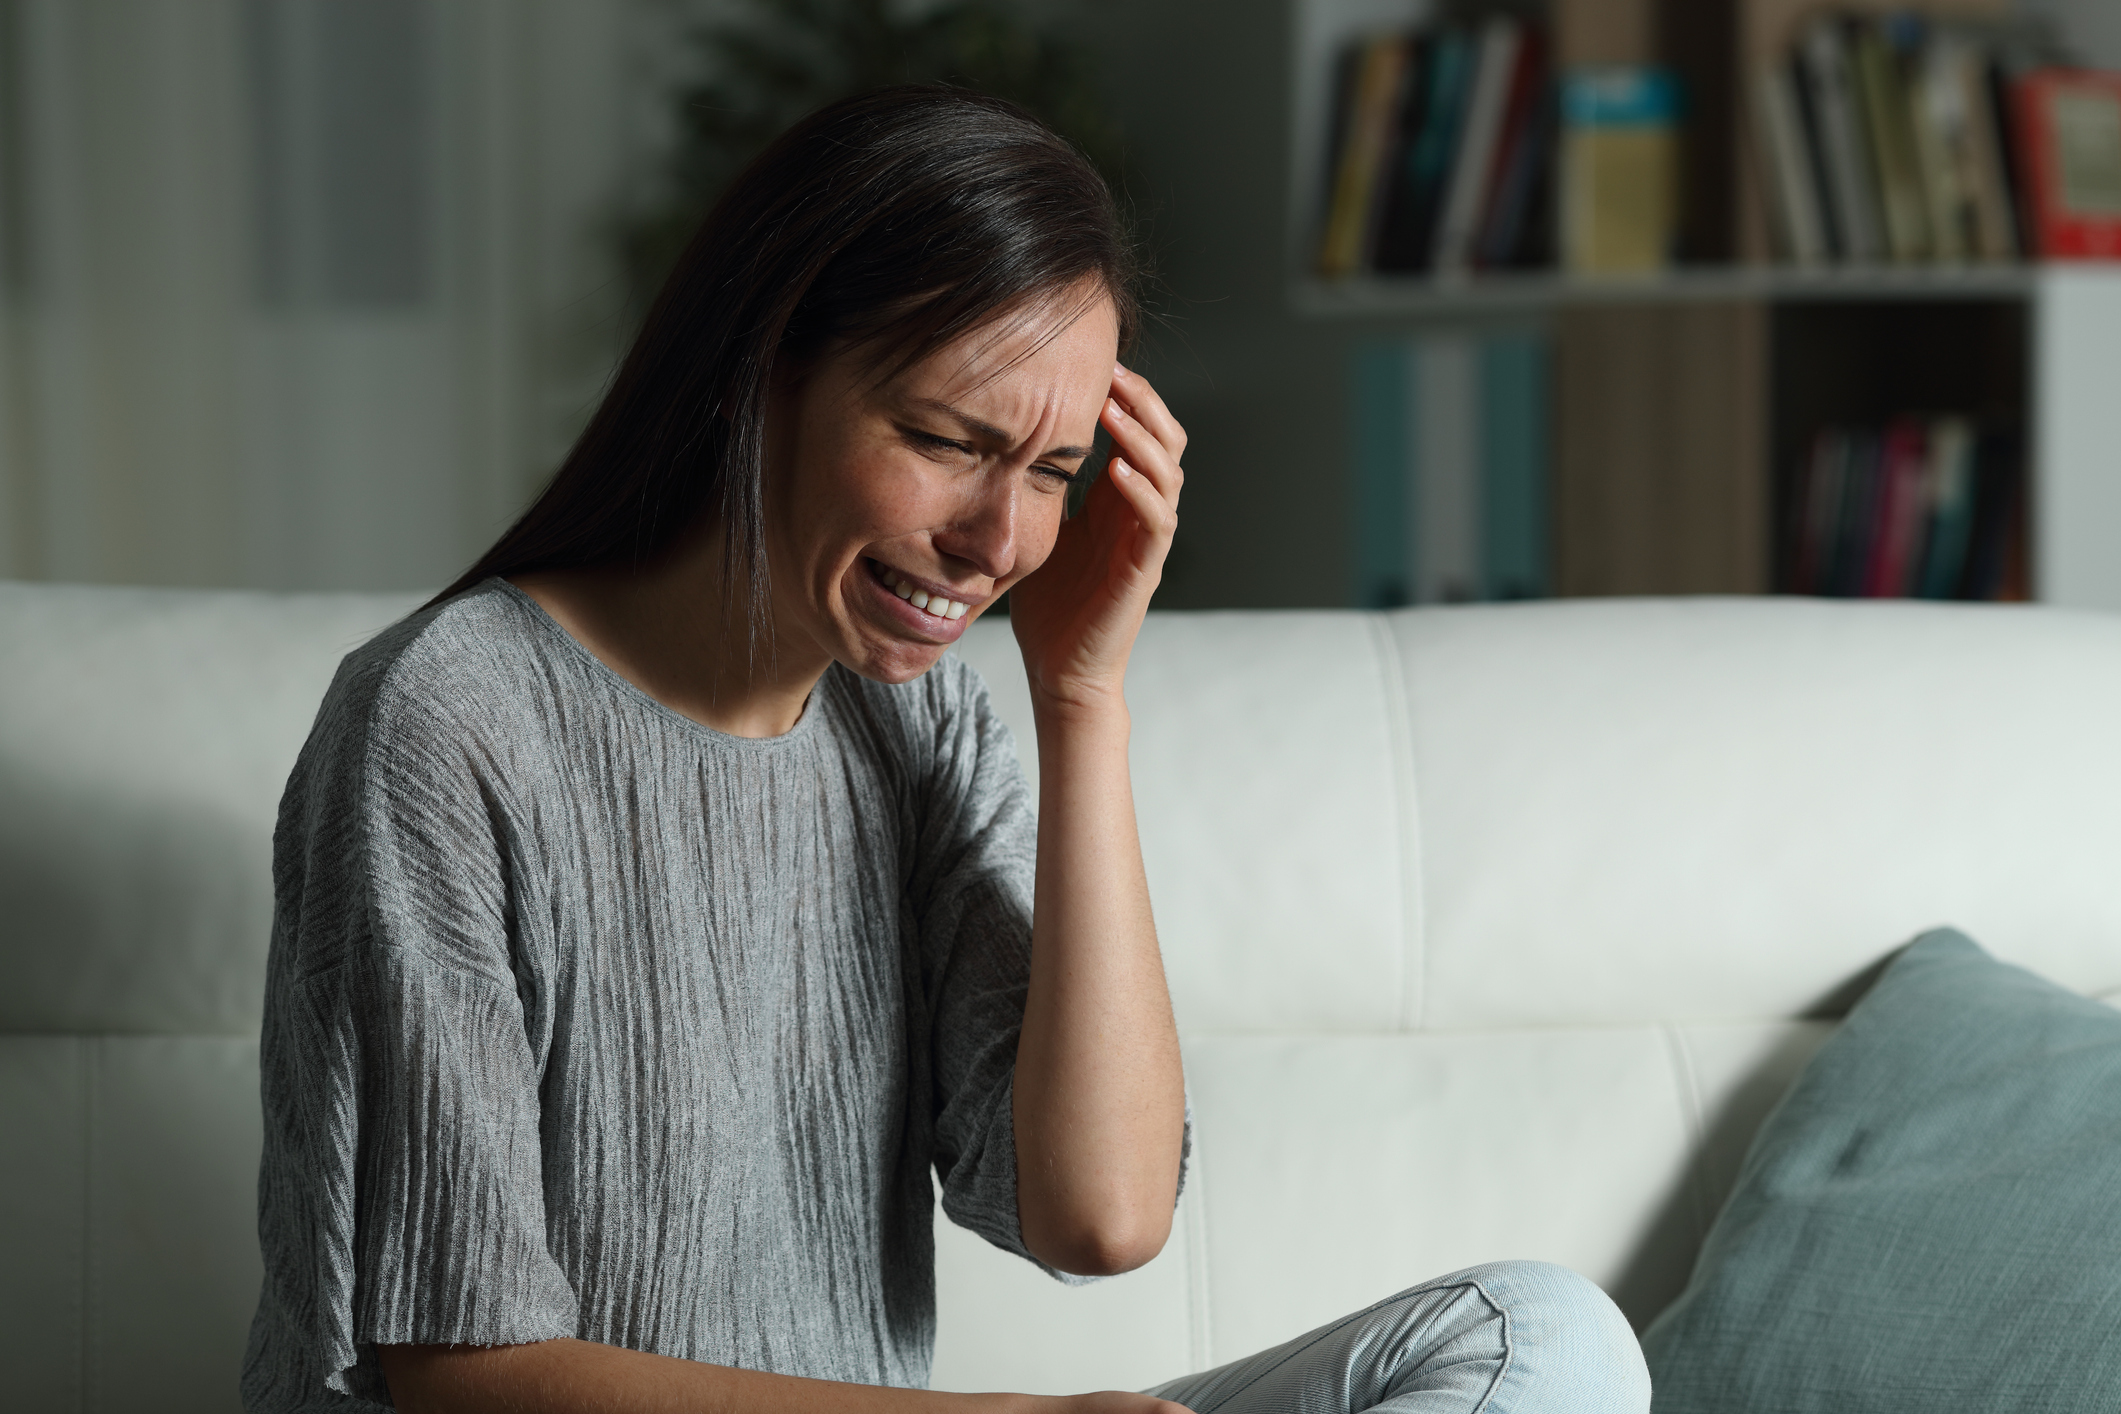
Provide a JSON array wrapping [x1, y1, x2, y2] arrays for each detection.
[[244, 579, 1050, 1410]]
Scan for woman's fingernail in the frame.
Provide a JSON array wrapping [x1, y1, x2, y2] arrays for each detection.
[[1115, 361, 1130, 376], [1107, 398, 1125, 418], [1114, 458, 1133, 478]]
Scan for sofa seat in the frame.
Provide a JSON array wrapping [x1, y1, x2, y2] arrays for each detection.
[[5, 585, 2119, 1409]]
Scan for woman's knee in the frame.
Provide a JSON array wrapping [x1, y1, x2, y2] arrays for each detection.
[[1447, 1260, 1651, 1412]]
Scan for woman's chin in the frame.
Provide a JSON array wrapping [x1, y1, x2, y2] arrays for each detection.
[[842, 636, 951, 685]]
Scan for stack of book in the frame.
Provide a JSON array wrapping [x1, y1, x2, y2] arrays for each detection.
[[1316, 16, 1553, 279], [1753, 13, 2034, 265], [1781, 416, 2023, 599], [1352, 332, 1549, 607]]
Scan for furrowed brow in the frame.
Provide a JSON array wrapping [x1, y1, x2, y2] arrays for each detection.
[[911, 397, 1093, 462]]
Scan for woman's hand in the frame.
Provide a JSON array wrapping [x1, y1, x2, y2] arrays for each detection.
[[1007, 362, 1186, 718]]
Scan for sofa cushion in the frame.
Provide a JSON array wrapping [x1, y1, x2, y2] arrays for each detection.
[[1642, 929, 2121, 1412]]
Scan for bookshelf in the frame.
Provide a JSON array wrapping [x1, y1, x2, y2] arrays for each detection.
[[1290, 0, 2121, 612]]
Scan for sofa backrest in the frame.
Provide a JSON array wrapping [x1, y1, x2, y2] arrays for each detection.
[[6, 585, 2120, 1408]]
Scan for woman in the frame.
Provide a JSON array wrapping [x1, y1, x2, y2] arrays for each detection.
[[244, 87, 1647, 1413]]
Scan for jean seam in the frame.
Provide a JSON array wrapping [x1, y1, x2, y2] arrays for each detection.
[[1186, 1279, 1492, 1414], [1462, 1275, 1512, 1414]]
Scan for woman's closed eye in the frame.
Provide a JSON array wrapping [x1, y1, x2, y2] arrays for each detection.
[[901, 426, 1079, 487]]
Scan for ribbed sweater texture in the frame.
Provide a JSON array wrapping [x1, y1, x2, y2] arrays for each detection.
[[243, 580, 1044, 1409]]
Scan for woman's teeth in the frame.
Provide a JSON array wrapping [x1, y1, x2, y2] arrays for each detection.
[[881, 567, 970, 620]]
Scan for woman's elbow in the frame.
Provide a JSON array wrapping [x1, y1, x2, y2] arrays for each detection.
[[1030, 1206, 1175, 1277]]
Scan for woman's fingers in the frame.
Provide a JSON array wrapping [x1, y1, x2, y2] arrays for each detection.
[[1099, 396, 1184, 512], [1111, 363, 1188, 462], [1104, 455, 1176, 565]]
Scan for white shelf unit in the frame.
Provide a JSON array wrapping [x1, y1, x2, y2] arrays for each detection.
[[1287, 0, 2121, 611]]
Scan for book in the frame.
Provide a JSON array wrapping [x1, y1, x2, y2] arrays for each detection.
[[1350, 332, 1551, 605], [1480, 332, 1549, 599], [2011, 68, 2121, 259], [1376, 29, 1477, 272], [1909, 35, 1981, 262], [1315, 43, 1362, 266], [1782, 414, 2016, 601], [1757, 60, 1828, 263], [1475, 28, 1555, 268], [1802, 18, 1887, 263], [1432, 17, 1523, 275], [1866, 419, 1929, 595], [1788, 49, 1847, 258], [1832, 429, 1884, 596], [1916, 417, 1976, 598], [1317, 36, 1414, 278], [1559, 66, 1680, 274], [1963, 426, 2024, 599], [1963, 47, 2023, 259], [1789, 428, 1846, 594], [1852, 19, 1933, 262]]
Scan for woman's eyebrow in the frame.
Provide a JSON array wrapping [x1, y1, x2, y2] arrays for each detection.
[[909, 397, 1093, 461]]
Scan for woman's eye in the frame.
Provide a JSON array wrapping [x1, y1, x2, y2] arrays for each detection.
[[903, 428, 973, 458], [1031, 464, 1081, 487]]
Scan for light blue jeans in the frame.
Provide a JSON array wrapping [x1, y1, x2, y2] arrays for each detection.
[[1144, 1262, 1650, 1414]]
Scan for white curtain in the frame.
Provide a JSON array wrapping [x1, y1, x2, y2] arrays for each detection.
[[0, 0, 658, 590]]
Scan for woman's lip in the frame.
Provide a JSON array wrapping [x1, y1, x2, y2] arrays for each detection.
[[862, 559, 972, 643], [866, 557, 984, 610]]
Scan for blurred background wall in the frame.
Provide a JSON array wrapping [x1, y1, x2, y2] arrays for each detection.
[[0, 0, 2116, 602], [0, 0, 657, 590]]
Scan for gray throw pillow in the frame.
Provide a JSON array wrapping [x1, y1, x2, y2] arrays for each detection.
[[1642, 928, 2121, 1412]]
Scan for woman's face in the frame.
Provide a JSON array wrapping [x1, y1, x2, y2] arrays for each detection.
[[763, 290, 1120, 684]]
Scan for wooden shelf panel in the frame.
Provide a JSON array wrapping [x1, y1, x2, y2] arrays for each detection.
[[1291, 263, 2040, 317]]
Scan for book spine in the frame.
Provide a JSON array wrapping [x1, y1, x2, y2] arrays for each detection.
[[1478, 73, 1556, 269], [1318, 38, 1411, 278], [1756, 62, 1827, 264], [1804, 19, 1886, 263], [1963, 47, 2020, 260], [1866, 420, 1928, 595], [1433, 17, 1522, 275], [1351, 340, 1415, 608], [1916, 417, 1975, 599], [1789, 51, 1845, 260], [1480, 333, 1549, 599], [1852, 20, 1932, 263], [1414, 335, 1482, 603], [1389, 31, 1477, 273], [1908, 36, 1970, 262], [1560, 67, 1681, 274]]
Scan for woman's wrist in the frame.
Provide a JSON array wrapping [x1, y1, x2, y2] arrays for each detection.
[[1030, 688, 1130, 755]]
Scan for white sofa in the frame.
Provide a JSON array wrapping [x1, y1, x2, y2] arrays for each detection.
[[5, 583, 2121, 1410]]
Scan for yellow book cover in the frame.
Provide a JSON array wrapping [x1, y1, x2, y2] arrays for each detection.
[[1560, 67, 1679, 274]]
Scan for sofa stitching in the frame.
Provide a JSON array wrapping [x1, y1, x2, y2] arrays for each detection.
[[80, 1036, 94, 1414], [1368, 614, 1425, 1033], [1660, 1024, 1713, 1243]]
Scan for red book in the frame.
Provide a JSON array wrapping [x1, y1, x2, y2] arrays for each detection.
[[1866, 420, 1929, 598], [2012, 69, 2121, 259]]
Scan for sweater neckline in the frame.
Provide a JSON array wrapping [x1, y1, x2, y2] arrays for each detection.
[[486, 577, 827, 752]]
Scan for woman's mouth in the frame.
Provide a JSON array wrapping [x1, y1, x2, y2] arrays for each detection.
[[870, 559, 973, 621]]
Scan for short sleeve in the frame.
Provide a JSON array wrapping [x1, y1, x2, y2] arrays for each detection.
[[245, 666, 577, 1409]]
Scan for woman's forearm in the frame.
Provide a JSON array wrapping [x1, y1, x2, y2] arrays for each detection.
[[381, 1339, 1026, 1414], [1012, 697, 1188, 1277]]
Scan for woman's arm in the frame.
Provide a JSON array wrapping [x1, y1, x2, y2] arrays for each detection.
[[1006, 364, 1190, 1276], [378, 1339, 1187, 1414]]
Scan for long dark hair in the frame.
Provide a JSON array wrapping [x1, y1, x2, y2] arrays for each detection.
[[428, 84, 1141, 630]]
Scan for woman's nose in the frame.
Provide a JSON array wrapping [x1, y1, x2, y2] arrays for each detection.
[[933, 478, 1020, 580]]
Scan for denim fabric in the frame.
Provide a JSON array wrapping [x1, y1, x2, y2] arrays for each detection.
[[1147, 1260, 1650, 1413]]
